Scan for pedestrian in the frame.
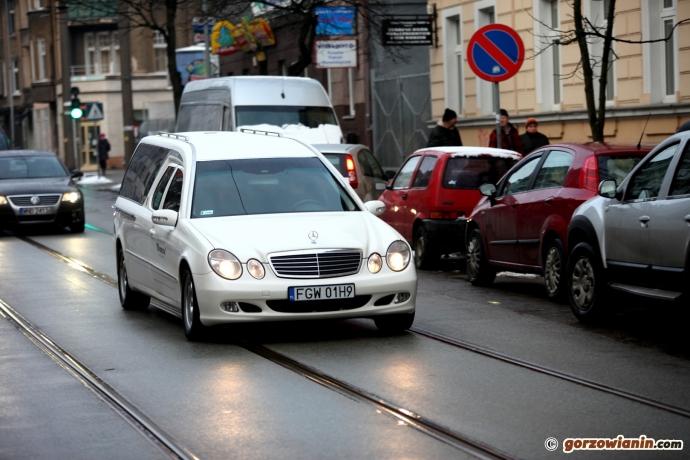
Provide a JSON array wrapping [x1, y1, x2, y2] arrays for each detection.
[[489, 109, 523, 155], [427, 108, 463, 147], [97, 133, 110, 177], [520, 117, 549, 155]]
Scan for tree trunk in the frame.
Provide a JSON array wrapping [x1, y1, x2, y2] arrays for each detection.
[[165, 0, 182, 117], [573, 0, 603, 141], [288, 13, 317, 76], [594, 0, 616, 141]]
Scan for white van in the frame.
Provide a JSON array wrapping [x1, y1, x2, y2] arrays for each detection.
[[176, 76, 343, 144]]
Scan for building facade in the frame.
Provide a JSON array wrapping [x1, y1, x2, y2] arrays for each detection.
[[431, 0, 690, 147]]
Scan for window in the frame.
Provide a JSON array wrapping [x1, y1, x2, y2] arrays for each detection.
[[85, 32, 119, 75], [8, 0, 15, 33], [643, 0, 677, 103], [28, 0, 41, 10], [597, 155, 643, 185], [153, 31, 167, 73], [162, 169, 183, 212], [663, 17, 675, 96], [444, 156, 517, 189], [670, 143, 690, 197], [120, 144, 171, 205], [588, 0, 615, 103], [412, 156, 438, 188], [151, 166, 176, 210], [37, 38, 46, 80], [98, 32, 113, 74], [533, 151, 573, 190], [392, 156, 421, 189], [536, 0, 561, 110], [358, 149, 386, 181], [85, 33, 96, 75], [443, 8, 463, 114], [11, 59, 20, 94], [626, 143, 678, 201], [501, 155, 541, 196]]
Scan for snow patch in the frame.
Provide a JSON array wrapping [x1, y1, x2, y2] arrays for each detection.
[[77, 174, 113, 185], [238, 123, 342, 144]]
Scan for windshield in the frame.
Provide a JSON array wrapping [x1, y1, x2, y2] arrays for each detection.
[[443, 157, 518, 189], [235, 106, 337, 128], [597, 155, 644, 185], [192, 157, 359, 218], [176, 104, 224, 132], [0, 156, 68, 179]]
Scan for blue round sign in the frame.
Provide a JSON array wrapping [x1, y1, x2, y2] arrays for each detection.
[[467, 24, 525, 82]]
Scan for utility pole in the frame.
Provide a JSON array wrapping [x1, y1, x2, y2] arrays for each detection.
[[118, 0, 135, 165], [57, 2, 75, 168], [4, 0, 14, 148]]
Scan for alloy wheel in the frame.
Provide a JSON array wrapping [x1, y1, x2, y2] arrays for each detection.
[[119, 256, 128, 301], [544, 247, 561, 295], [467, 236, 481, 279], [184, 275, 195, 332], [415, 234, 425, 267], [571, 257, 595, 311]]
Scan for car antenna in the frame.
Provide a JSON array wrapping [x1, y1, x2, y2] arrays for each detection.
[[637, 113, 651, 149], [281, 76, 285, 99]]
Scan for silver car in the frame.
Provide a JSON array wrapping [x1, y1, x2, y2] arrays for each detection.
[[314, 144, 389, 202]]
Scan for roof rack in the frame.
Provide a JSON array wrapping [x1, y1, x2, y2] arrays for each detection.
[[239, 128, 282, 137], [158, 132, 190, 142]]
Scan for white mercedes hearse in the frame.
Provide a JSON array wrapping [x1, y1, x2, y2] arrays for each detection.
[[113, 131, 417, 340]]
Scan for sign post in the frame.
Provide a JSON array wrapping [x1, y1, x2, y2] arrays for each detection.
[[466, 24, 524, 150]]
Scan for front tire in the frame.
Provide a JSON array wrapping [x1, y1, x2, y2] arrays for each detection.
[[182, 269, 210, 341], [566, 242, 609, 323], [543, 239, 566, 301], [117, 248, 150, 311], [374, 312, 415, 333], [466, 229, 496, 286], [414, 227, 438, 270]]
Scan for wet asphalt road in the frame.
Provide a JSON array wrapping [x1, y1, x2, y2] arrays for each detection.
[[1, 176, 689, 459]]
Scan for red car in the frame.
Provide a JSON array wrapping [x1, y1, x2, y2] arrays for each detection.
[[379, 147, 521, 269], [465, 143, 653, 299]]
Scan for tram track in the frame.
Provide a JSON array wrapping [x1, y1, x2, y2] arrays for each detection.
[[8, 232, 690, 459]]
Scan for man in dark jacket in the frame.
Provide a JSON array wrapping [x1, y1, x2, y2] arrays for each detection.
[[520, 117, 549, 154], [489, 109, 523, 155], [427, 108, 463, 147], [97, 133, 110, 177]]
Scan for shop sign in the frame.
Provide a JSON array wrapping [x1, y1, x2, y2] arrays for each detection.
[[315, 6, 356, 36], [382, 18, 433, 46], [314, 39, 357, 69]]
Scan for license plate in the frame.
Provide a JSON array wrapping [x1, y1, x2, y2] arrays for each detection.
[[288, 284, 355, 302], [19, 207, 53, 215]]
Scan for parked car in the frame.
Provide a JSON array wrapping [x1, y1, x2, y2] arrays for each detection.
[[566, 131, 690, 321], [379, 147, 521, 269], [113, 131, 417, 341], [466, 143, 653, 299], [314, 144, 389, 202], [0, 150, 84, 232]]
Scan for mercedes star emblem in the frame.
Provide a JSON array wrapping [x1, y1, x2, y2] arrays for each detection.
[[30, 196, 41, 205], [308, 231, 318, 244]]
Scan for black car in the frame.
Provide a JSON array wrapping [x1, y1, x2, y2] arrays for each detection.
[[0, 151, 85, 232]]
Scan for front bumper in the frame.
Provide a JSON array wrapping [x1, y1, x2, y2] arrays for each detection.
[[421, 217, 467, 253], [193, 264, 417, 326], [0, 203, 84, 228]]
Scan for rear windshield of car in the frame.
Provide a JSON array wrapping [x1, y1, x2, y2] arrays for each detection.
[[191, 157, 358, 218], [597, 155, 644, 185], [0, 156, 68, 179], [443, 157, 518, 189], [323, 153, 347, 177]]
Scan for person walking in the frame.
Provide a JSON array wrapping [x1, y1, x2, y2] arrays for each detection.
[[489, 109, 523, 155], [427, 108, 463, 147], [97, 133, 110, 177], [520, 117, 549, 155]]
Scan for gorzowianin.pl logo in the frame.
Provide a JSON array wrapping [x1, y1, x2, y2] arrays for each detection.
[[555, 435, 683, 453]]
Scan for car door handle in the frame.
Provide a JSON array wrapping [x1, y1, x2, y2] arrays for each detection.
[[684, 215, 690, 223], [511, 203, 518, 208], [545, 197, 554, 205], [150, 229, 156, 237], [402, 194, 407, 200], [639, 216, 650, 223]]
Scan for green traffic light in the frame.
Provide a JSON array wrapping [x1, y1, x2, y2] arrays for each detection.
[[70, 107, 83, 119]]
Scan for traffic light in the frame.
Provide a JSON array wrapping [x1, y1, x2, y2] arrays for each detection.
[[70, 98, 83, 119]]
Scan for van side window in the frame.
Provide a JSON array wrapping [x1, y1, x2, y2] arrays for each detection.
[[120, 144, 170, 205], [162, 168, 184, 212]]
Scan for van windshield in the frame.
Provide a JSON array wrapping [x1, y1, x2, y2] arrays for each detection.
[[236, 106, 337, 128]]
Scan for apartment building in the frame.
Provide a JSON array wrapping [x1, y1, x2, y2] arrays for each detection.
[[431, 0, 690, 146]]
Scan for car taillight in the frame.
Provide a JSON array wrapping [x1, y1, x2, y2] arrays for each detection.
[[580, 155, 599, 192], [430, 211, 462, 219], [346, 154, 358, 189]]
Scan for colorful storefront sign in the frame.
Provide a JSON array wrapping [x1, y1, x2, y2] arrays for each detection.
[[315, 6, 357, 36]]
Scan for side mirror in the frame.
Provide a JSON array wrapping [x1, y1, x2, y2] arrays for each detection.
[[364, 200, 386, 216], [152, 209, 178, 227], [375, 182, 387, 191], [385, 170, 396, 181], [598, 179, 617, 199], [71, 170, 84, 179], [479, 183, 497, 197]]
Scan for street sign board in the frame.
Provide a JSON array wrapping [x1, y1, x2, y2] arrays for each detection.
[[467, 24, 524, 82], [382, 18, 433, 46], [315, 7, 357, 36], [314, 39, 357, 69], [83, 102, 104, 121]]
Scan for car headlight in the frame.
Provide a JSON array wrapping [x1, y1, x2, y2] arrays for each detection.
[[368, 253, 382, 273], [247, 259, 265, 279], [208, 250, 242, 280], [0, 196, 7, 205], [62, 191, 80, 203], [386, 241, 411, 272]]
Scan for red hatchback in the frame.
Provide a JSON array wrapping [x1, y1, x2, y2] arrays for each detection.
[[379, 147, 521, 269], [465, 143, 653, 299]]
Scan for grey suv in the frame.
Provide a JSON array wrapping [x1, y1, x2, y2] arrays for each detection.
[[566, 130, 690, 322]]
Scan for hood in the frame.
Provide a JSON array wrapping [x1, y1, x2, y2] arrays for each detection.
[[188, 211, 402, 262], [0, 177, 77, 196]]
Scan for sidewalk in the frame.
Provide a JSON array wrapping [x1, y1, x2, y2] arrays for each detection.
[[75, 168, 126, 192]]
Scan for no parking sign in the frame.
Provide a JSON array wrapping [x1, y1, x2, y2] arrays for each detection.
[[467, 24, 524, 82]]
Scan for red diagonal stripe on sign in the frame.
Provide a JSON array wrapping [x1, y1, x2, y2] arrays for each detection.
[[474, 32, 519, 75]]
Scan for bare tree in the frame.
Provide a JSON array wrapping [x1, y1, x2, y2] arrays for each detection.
[[532, 0, 688, 141]]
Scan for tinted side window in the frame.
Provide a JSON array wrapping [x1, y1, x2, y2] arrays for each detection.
[[412, 156, 438, 188], [625, 143, 678, 201], [120, 144, 170, 205], [151, 166, 175, 210], [670, 142, 690, 197], [392, 156, 421, 190], [533, 150, 573, 190], [501, 155, 541, 196], [360, 149, 386, 180], [162, 169, 183, 212], [357, 150, 374, 177]]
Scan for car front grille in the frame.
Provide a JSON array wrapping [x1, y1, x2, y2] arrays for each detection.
[[269, 249, 362, 279], [9, 194, 61, 206], [266, 295, 372, 313]]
